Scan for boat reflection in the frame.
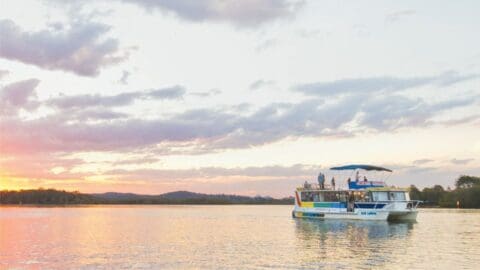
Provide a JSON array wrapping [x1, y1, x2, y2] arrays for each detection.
[[295, 219, 414, 240], [293, 219, 415, 268]]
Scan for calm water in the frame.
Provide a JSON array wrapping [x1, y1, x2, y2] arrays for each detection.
[[0, 206, 479, 269]]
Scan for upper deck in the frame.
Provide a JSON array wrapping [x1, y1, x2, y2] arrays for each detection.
[[296, 181, 408, 192], [348, 180, 385, 189], [297, 164, 405, 192]]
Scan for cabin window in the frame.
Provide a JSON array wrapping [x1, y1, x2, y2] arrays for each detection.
[[324, 192, 335, 201], [315, 193, 325, 202], [372, 191, 389, 201], [372, 191, 407, 201], [338, 193, 347, 202], [301, 192, 313, 202], [389, 192, 406, 201], [301, 192, 348, 202]]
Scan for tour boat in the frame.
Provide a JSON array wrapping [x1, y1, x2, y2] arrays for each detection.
[[292, 165, 420, 221]]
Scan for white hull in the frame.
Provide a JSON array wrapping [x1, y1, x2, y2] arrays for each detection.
[[293, 207, 418, 221]]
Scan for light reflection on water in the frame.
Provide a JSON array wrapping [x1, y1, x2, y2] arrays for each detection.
[[0, 206, 478, 269], [293, 219, 414, 269]]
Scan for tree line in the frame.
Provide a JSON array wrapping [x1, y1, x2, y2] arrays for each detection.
[[0, 188, 98, 204], [1, 175, 479, 207], [0, 188, 294, 205], [409, 175, 480, 208]]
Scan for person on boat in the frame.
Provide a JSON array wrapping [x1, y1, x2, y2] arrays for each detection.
[[363, 176, 368, 183], [317, 173, 325, 189], [331, 177, 336, 190], [355, 171, 360, 182], [348, 192, 355, 212], [347, 177, 351, 184], [304, 181, 310, 189]]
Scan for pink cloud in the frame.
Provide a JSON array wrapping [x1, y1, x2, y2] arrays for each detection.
[[0, 20, 128, 76], [0, 79, 40, 115]]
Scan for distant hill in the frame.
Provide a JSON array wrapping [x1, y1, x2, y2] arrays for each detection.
[[0, 189, 294, 205], [91, 192, 147, 200], [0, 189, 97, 204], [160, 191, 206, 200], [91, 190, 292, 204]]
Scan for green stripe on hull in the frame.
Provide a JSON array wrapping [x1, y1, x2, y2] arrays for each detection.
[[313, 202, 335, 208]]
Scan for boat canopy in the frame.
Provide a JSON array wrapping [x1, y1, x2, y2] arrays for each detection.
[[330, 164, 392, 172]]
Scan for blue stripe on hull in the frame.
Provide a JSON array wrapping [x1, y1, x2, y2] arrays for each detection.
[[354, 203, 386, 209]]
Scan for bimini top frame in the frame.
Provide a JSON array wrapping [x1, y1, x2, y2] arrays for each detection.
[[330, 164, 392, 172], [327, 164, 393, 190]]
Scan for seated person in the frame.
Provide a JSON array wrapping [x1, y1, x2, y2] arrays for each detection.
[[304, 181, 310, 188]]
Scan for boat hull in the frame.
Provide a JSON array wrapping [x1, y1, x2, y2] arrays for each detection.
[[293, 207, 417, 221]]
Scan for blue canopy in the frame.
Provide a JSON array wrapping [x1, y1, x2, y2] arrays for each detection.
[[329, 164, 392, 172]]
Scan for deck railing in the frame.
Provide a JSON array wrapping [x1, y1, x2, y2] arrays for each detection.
[[355, 200, 422, 209]]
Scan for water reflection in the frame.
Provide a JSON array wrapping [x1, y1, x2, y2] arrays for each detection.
[[293, 219, 415, 269], [295, 219, 414, 239], [1, 207, 478, 269]]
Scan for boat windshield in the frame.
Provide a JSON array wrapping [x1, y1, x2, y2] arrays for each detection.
[[371, 191, 407, 201]]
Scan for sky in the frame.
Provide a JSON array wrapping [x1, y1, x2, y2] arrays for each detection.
[[0, 0, 479, 197]]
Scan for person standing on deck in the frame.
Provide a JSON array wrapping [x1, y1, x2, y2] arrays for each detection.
[[317, 173, 325, 189], [331, 177, 336, 190], [355, 171, 360, 182]]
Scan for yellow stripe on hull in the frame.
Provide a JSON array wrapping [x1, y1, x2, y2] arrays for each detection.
[[300, 202, 314, 208]]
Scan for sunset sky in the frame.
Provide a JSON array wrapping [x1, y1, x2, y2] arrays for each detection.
[[0, 0, 479, 197]]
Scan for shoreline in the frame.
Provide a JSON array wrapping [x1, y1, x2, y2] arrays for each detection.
[[1, 204, 479, 209]]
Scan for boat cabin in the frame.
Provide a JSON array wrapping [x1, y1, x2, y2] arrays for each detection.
[[296, 187, 411, 212], [298, 188, 410, 203]]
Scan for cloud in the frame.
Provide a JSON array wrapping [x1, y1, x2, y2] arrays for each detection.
[[0, 19, 128, 76], [1, 74, 477, 156], [400, 166, 438, 174], [450, 158, 474, 165], [67, 108, 129, 121], [297, 28, 325, 38], [47, 85, 185, 109], [1, 93, 474, 155], [190, 89, 222, 98], [358, 95, 475, 130], [412, 159, 434, 165], [386, 10, 415, 23], [0, 69, 9, 80], [112, 156, 160, 166], [120, 0, 304, 27], [255, 38, 278, 52], [293, 71, 480, 97], [48, 92, 138, 109], [0, 78, 40, 115], [118, 70, 130, 84], [105, 164, 321, 181], [1, 75, 477, 194], [249, 79, 275, 90], [0, 154, 88, 181], [148, 86, 186, 99], [437, 115, 480, 126]]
